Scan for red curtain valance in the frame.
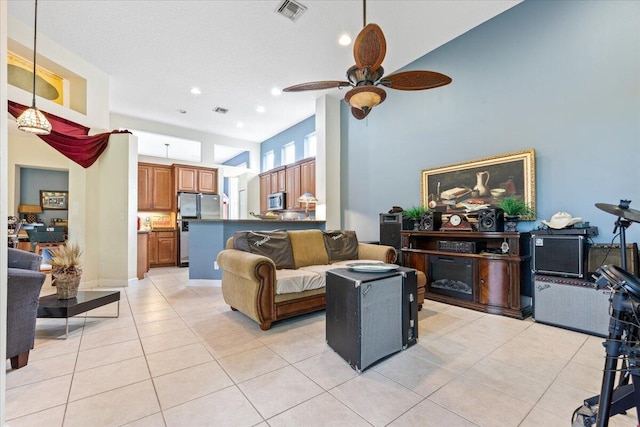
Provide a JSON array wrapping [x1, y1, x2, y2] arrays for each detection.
[[8, 101, 130, 168]]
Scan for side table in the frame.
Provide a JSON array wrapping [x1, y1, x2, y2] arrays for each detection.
[[37, 290, 121, 338]]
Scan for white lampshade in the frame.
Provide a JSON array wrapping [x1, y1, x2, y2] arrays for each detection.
[[17, 106, 52, 135]]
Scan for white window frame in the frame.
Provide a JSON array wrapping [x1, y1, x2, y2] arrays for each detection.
[[263, 150, 275, 171], [304, 132, 317, 158], [281, 141, 296, 165]]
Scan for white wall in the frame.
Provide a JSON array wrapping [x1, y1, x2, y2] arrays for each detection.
[[1, 1, 9, 423], [7, 15, 110, 130]]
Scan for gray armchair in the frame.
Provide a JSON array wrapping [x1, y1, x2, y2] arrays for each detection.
[[7, 248, 46, 369]]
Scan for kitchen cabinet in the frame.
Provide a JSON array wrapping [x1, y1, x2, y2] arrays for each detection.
[[138, 163, 173, 211], [137, 232, 149, 279], [300, 158, 315, 197], [259, 158, 315, 212], [285, 164, 300, 209], [148, 230, 176, 267], [401, 230, 531, 319], [173, 164, 218, 194], [259, 173, 270, 213]]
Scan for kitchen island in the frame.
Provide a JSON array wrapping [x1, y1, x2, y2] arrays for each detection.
[[188, 219, 325, 279]]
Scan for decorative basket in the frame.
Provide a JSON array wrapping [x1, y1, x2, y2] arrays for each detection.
[[53, 274, 81, 299]]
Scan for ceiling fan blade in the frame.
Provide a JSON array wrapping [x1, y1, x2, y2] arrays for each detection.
[[380, 70, 452, 91], [353, 23, 386, 72], [283, 81, 351, 92], [351, 106, 371, 120]]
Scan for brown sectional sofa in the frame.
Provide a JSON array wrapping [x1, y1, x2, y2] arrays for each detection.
[[217, 229, 418, 330]]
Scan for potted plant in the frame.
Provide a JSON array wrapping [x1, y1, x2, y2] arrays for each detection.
[[498, 197, 535, 231], [50, 242, 83, 299], [402, 206, 430, 230]]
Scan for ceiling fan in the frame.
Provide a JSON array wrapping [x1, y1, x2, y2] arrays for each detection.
[[283, 0, 452, 120]]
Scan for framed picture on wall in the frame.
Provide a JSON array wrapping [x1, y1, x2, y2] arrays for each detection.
[[421, 149, 536, 217], [40, 190, 68, 210]]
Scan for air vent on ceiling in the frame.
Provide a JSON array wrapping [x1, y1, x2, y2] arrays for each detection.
[[213, 107, 229, 114], [275, 0, 307, 22]]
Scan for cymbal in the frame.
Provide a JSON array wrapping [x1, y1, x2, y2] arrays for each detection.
[[596, 203, 640, 223]]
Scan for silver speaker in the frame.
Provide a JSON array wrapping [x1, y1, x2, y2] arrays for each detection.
[[533, 275, 611, 337]]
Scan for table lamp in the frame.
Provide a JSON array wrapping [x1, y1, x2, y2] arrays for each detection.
[[18, 204, 43, 223], [297, 192, 318, 220]]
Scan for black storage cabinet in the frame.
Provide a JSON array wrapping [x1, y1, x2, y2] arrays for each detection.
[[326, 267, 418, 372]]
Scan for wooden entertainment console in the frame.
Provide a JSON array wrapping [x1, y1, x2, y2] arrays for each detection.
[[401, 231, 532, 319]]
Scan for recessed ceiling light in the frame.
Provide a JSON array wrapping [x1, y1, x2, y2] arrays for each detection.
[[338, 34, 352, 46], [177, 109, 187, 114], [271, 87, 282, 96], [256, 106, 266, 113], [236, 121, 244, 128], [190, 87, 201, 95]]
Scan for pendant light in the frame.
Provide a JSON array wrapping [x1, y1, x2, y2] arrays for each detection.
[[16, 0, 52, 135]]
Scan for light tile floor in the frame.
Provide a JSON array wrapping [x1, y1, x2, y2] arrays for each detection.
[[5, 267, 637, 426]]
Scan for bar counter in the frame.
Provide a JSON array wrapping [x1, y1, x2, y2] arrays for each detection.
[[188, 219, 325, 279]]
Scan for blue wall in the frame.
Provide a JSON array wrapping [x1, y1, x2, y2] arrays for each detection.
[[223, 151, 250, 168], [340, 0, 640, 243], [260, 115, 315, 171], [19, 167, 69, 224]]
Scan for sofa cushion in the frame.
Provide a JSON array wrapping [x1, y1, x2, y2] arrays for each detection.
[[323, 230, 359, 262], [288, 230, 329, 268], [275, 269, 325, 295], [234, 230, 295, 270]]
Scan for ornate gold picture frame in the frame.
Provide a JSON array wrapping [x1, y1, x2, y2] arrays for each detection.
[[421, 149, 536, 217]]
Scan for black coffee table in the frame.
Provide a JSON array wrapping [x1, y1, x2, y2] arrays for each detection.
[[37, 291, 121, 338]]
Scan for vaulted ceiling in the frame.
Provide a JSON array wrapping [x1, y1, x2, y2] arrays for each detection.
[[7, 0, 520, 148]]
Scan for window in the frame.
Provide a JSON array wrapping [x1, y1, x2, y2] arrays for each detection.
[[304, 132, 317, 158], [282, 142, 295, 165], [263, 150, 274, 171]]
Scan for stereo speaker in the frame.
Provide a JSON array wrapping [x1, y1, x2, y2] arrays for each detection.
[[380, 213, 402, 250], [533, 275, 611, 337], [477, 208, 505, 232], [588, 243, 639, 276], [421, 212, 442, 231]]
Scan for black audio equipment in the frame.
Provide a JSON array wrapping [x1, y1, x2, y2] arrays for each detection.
[[588, 243, 639, 276], [421, 211, 442, 231], [326, 267, 418, 372], [532, 234, 588, 278], [380, 213, 402, 250], [533, 275, 611, 337], [437, 240, 485, 254], [477, 208, 504, 232]]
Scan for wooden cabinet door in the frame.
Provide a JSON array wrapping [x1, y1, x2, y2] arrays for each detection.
[[138, 164, 153, 210], [285, 164, 301, 209], [479, 259, 509, 308], [300, 159, 315, 196], [277, 169, 286, 192], [153, 166, 173, 210], [198, 169, 217, 194], [156, 231, 176, 265], [148, 231, 158, 265], [259, 173, 270, 213], [176, 167, 198, 193]]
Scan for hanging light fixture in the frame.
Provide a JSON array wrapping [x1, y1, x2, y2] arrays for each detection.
[[16, 0, 52, 135]]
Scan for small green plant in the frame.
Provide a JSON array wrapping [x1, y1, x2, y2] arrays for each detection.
[[498, 197, 535, 219], [402, 205, 430, 220]]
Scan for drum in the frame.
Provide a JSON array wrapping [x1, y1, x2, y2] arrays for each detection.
[[597, 264, 640, 301]]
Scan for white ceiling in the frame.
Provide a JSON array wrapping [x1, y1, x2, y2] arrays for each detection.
[[7, 0, 520, 150]]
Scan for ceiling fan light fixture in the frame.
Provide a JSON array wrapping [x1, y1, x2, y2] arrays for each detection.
[[17, 0, 52, 136], [345, 86, 386, 111]]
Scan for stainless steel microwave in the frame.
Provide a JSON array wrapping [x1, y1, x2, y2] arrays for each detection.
[[267, 192, 286, 210]]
